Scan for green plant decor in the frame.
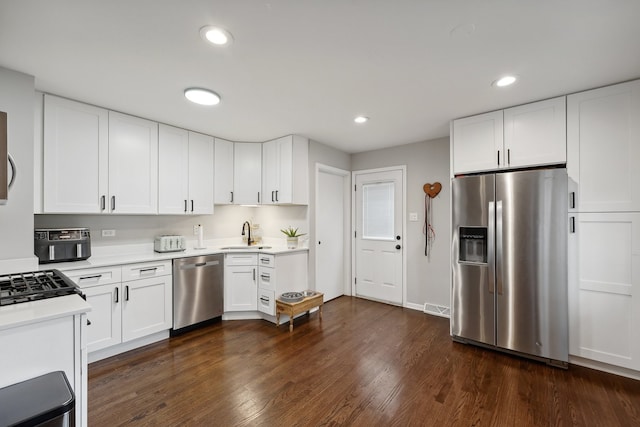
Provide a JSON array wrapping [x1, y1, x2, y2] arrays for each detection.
[[280, 226, 306, 237]]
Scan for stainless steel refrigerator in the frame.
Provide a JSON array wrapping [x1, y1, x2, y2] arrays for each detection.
[[451, 168, 568, 366]]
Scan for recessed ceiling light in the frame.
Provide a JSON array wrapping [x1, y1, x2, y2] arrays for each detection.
[[493, 75, 517, 87], [184, 88, 221, 106], [200, 26, 233, 46], [354, 116, 369, 124]]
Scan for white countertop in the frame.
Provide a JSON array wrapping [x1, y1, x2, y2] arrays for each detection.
[[0, 294, 91, 331], [39, 241, 309, 272]]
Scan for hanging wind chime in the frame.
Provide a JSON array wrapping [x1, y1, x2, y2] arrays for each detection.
[[423, 182, 442, 259]]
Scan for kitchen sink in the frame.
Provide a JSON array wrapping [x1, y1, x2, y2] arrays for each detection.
[[219, 245, 272, 250]]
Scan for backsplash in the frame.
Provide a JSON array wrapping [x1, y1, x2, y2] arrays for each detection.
[[34, 205, 308, 247]]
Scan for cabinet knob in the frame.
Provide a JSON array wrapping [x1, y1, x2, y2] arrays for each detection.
[[395, 244, 401, 250]]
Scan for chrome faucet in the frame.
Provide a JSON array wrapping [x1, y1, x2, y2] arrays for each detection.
[[241, 221, 253, 246]]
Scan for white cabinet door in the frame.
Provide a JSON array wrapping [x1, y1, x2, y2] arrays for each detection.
[[262, 135, 308, 205], [233, 142, 262, 205], [568, 212, 640, 370], [504, 96, 566, 168], [224, 265, 257, 311], [188, 131, 214, 214], [108, 111, 158, 214], [83, 283, 122, 352], [43, 95, 108, 213], [261, 137, 280, 205], [121, 275, 172, 342], [452, 110, 503, 174], [158, 124, 189, 214], [567, 80, 640, 212], [214, 138, 234, 204]]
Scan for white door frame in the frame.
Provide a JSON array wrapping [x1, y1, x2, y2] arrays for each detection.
[[351, 165, 407, 306], [315, 163, 352, 297]]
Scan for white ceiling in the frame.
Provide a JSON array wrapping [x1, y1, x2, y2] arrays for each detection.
[[1, 1, 639, 153]]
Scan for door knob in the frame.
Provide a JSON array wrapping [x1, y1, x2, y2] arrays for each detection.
[[395, 244, 401, 250]]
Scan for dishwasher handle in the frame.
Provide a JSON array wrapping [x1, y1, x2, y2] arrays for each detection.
[[178, 260, 220, 270]]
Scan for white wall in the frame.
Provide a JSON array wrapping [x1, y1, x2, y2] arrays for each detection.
[[0, 67, 37, 273], [351, 137, 450, 311]]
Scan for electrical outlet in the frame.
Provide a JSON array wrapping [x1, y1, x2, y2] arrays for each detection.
[[102, 229, 116, 237], [409, 212, 419, 222]]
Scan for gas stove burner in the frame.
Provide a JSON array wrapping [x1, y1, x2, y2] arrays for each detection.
[[0, 270, 82, 306]]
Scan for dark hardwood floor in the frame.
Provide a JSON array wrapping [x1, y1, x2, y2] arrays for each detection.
[[88, 297, 640, 426]]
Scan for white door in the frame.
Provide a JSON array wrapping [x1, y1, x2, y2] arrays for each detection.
[[316, 165, 349, 301], [353, 168, 404, 305]]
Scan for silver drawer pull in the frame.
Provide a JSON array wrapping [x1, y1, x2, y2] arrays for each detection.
[[79, 274, 102, 281], [139, 267, 158, 274], [260, 297, 270, 303], [260, 274, 270, 280]]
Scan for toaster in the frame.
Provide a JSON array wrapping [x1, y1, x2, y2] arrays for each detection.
[[154, 235, 186, 253]]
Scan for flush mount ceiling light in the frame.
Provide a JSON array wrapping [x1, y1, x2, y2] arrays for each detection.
[[493, 75, 517, 87], [184, 88, 221, 106], [354, 116, 369, 124], [200, 26, 233, 46]]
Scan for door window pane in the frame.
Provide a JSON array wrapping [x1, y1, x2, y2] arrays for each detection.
[[362, 181, 394, 240]]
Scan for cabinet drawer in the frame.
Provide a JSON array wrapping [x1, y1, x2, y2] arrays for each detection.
[[258, 289, 275, 316], [258, 267, 275, 292], [121, 260, 172, 281], [63, 266, 121, 288], [258, 254, 275, 268], [225, 253, 258, 266]]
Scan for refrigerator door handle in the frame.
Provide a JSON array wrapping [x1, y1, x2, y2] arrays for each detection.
[[488, 201, 495, 294], [496, 200, 504, 295]]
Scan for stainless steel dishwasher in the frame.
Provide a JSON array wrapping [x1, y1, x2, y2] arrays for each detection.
[[172, 254, 224, 333]]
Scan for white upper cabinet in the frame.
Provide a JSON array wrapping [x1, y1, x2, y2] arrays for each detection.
[[158, 125, 214, 214], [452, 97, 566, 175], [504, 96, 566, 169], [108, 111, 158, 214], [452, 110, 504, 174], [214, 138, 234, 204], [158, 124, 189, 214], [233, 142, 262, 205], [188, 131, 214, 214], [43, 94, 109, 213], [262, 135, 309, 205], [567, 80, 640, 212]]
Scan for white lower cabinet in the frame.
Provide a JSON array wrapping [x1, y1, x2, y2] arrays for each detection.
[[224, 254, 258, 311], [258, 288, 275, 315], [568, 212, 640, 370], [64, 261, 172, 356], [82, 283, 122, 352], [258, 252, 308, 318], [121, 274, 173, 341]]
